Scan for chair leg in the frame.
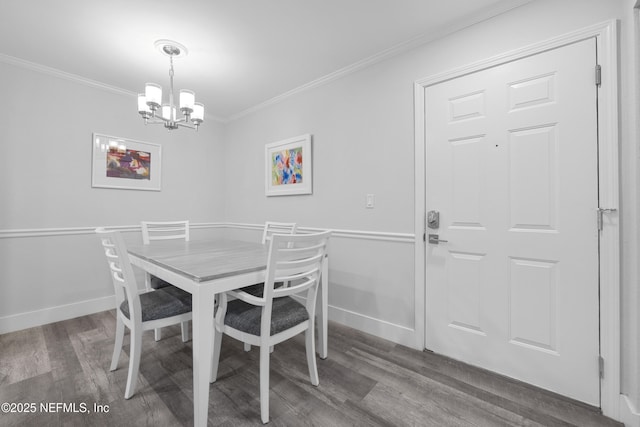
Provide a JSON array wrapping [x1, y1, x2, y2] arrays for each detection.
[[305, 327, 319, 386], [210, 326, 223, 383], [124, 327, 142, 399], [110, 315, 125, 371], [242, 343, 272, 353], [154, 327, 162, 341], [181, 321, 189, 342], [260, 345, 270, 424]]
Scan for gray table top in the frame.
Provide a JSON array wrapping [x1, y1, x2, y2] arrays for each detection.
[[128, 239, 268, 283]]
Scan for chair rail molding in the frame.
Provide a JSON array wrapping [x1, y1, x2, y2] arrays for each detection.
[[225, 222, 414, 243], [1, 223, 415, 243]]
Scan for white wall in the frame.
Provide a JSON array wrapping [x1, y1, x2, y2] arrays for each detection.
[[0, 60, 226, 331], [222, 0, 639, 419], [0, 0, 638, 422], [222, 55, 420, 344]]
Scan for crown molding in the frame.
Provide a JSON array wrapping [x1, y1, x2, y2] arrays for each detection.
[[226, 0, 535, 122], [0, 53, 226, 124], [1, 0, 534, 125], [0, 52, 134, 96]]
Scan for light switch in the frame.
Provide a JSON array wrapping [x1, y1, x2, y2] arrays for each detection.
[[366, 194, 375, 209]]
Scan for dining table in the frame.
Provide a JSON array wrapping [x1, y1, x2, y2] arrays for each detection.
[[127, 237, 329, 426]]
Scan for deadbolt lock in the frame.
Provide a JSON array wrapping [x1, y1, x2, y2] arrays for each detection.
[[427, 210, 440, 229]]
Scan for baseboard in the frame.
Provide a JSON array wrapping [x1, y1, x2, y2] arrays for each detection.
[[620, 394, 640, 427], [0, 295, 116, 335], [328, 304, 420, 349]]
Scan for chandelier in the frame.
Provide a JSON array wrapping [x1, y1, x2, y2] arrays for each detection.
[[137, 40, 204, 130]]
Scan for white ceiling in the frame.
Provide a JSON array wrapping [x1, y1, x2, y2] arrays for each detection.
[[1, 0, 531, 121]]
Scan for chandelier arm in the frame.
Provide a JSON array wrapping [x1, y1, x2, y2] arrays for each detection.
[[142, 117, 170, 127], [147, 116, 169, 124], [176, 121, 197, 130]]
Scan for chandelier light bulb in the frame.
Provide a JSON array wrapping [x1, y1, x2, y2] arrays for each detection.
[[137, 94, 151, 115], [162, 104, 176, 121], [144, 83, 162, 110], [192, 103, 204, 123], [179, 90, 195, 113]]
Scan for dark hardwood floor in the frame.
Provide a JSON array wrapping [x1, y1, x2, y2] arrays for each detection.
[[0, 310, 622, 426]]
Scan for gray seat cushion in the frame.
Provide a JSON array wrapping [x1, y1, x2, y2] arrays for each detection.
[[224, 297, 308, 336], [240, 282, 286, 297], [150, 275, 172, 289], [120, 287, 192, 322], [240, 283, 265, 297]]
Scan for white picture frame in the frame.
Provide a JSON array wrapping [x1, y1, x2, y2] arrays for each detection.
[[265, 134, 312, 196], [91, 133, 161, 191]]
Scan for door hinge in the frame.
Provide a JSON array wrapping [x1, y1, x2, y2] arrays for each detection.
[[599, 355, 605, 379], [595, 64, 602, 86], [597, 207, 617, 231]]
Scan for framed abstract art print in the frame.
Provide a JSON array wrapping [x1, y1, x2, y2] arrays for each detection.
[[265, 134, 312, 196], [91, 133, 161, 191]]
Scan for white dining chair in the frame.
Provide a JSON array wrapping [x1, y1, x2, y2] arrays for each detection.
[[210, 230, 331, 424], [261, 221, 297, 244], [141, 220, 191, 342], [242, 221, 297, 352], [141, 220, 190, 245], [96, 228, 192, 400]]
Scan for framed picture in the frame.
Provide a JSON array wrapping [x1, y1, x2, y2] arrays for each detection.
[[91, 133, 161, 191], [265, 134, 312, 196]]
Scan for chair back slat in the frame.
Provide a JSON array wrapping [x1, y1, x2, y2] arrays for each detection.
[[261, 221, 297, 244], [272, 274, 318, 299], [141, 220, 190, 244], [96, 227, 142, 323], [259, 231, 331, 332]]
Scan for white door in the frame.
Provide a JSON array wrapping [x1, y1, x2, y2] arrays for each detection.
[[425, 38, 600, 405]]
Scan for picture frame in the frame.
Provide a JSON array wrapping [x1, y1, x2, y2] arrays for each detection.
[[265, 134, 312, 196], [91, 133, 161, 191]]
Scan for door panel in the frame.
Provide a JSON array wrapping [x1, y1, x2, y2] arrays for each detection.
[[425, 38, 599, 405]]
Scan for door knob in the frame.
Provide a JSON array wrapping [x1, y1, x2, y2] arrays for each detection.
[[428, 234, 448, 244]]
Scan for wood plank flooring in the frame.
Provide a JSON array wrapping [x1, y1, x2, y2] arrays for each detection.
[[0, 311, 622, 426]]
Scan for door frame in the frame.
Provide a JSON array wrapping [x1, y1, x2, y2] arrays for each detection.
[[413, 20, 620, 419]]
